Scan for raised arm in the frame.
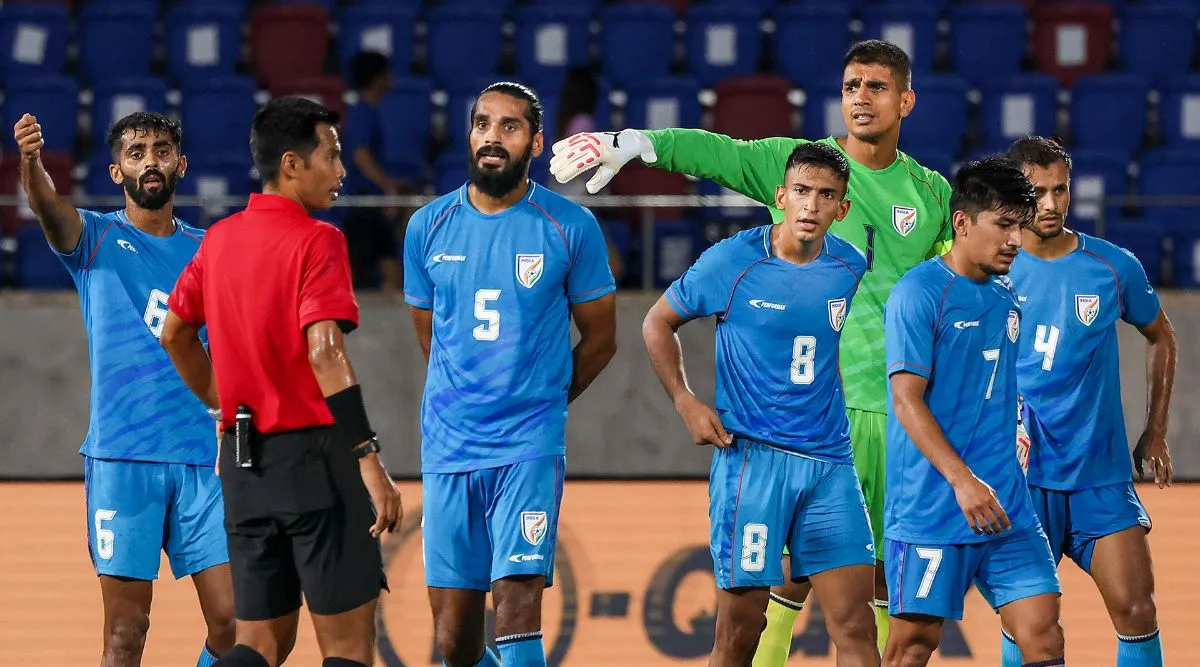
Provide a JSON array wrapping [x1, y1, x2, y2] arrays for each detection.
[[13, 114, 82, 252], [891, 371, 1011, 536]]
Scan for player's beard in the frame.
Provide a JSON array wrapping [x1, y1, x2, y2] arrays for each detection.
[[468, 143, 533, 198], [122, 170, 178, 211], [1029, 216, 1066, 240]]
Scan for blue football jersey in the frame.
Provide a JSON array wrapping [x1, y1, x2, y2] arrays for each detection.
[[1010, 232, 1161, 491], [55, 209, 214, 465], [404, 182, 616, 474], [666, 226, 866, 462], [885, 257, 1035, 544]]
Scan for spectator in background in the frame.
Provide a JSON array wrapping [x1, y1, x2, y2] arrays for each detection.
[[342, 51, 404, 291], [550, 67, 625, 284]]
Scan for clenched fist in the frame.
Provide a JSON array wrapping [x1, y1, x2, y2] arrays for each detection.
[[13, 113, 44, 162]]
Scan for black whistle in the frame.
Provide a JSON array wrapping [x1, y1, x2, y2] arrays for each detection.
[[234, 405, 253, 469]]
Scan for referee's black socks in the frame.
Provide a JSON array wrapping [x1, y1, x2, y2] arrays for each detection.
[[213, 645, 268, 667], [323, 659, 368, 667]]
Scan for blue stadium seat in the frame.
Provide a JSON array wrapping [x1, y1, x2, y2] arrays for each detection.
[[78, 5, 156, 85], [802, 85, 844, 139], [771, 5, 852, 88], [91, 78, 169, 148], [269, 0, 337, 11], [949, 4, 1028, 88], [441, 0, 517, 10], [2, 76, 78, 153], [898, 75, 969, 156], [426, 6, 503, 90], [1168, 220, 1200, 288], [625, 78, 702, 132], [15, 223, 73, 290], [435, 151, 469, 195], [1137, 150, 1200, 224], [180, 77, 260, 162], [860, 5, 939, 75], [0, 4, 69, 82], [979, 75, 1059, 153], [175, 0, 249, 11], [692, 0, 782, 9], [1104, 218, 1166, 286], [685, 5, 763, 88], [1069, 150, 1128, 225], [513, 5, 591, 87], [338, 6, 416, 81], [1159, 75, 1200, 147], [527, 0, 602, 11], [83, 153, 117, 197], [379, 78, 433, 167], [1069, 74, 1148, 159], [600, 5, 676, 89], [444, 77, 501, 150], [174, 155, 253, 228], [1119, 2, 1198, 86], [653, 219, 705, 288], [165, 5, 242, 87]]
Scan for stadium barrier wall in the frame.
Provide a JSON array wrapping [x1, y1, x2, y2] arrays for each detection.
[[1, 290, 1197, 480], [3, 480, 1198, 665]]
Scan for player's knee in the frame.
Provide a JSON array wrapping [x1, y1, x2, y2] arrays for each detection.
[[828, 601, 876, 646], [1113, 597, 1158, 635], [1015, 620, 1065, 660], [715, 602, 767, 653], [883, 637, 936, 667], [106, 613, 150, 656], [207, 614, 237, 654], [435, 624, 483, 667]]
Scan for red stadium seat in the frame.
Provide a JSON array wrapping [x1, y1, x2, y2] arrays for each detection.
[[0, 151, 75, 235], [250, 4, 329, 89], [629, 0, 690, 16], [1031, 2, 1113, 88], [713, 75, 794, 140], [610, 162, 691, 223], [270, 76, 348, 117]]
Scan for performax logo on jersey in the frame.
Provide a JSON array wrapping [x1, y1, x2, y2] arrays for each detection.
[[748, 299, 786, 311], [953, 320, 980, 330], [432, 253, 466, 263]]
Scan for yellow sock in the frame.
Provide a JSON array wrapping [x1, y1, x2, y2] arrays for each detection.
[[752, 594, 802, 667], [874, 599, 890, 655]]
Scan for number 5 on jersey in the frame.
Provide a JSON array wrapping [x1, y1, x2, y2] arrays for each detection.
[[473, 289, 501, 341]]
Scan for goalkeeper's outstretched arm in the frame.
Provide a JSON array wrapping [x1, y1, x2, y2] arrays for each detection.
[[550, 127, 801, 205]]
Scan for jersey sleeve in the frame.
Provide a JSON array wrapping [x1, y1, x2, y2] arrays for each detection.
[[169, 242, 206, 327], [927, 172, 954, 259], [566, 207, 617, 304], [1117, 249, 1161, 327], [885, 276, 937, 380], [402, 207, 433, 309], [54, 209, 109, 273], [298, 225, 360, 333], [665, 240, 736, 320], [642, 129, 801, 206]]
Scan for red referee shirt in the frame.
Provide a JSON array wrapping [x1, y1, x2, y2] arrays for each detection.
[[170, 193, 360, 434]]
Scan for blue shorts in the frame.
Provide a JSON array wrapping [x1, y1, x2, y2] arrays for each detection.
[[1029, 481, 1151, 573], [885, 526, 1061, 620], [709, 439, 875, 590], [84, 457, 228, 580], [422, 455, 565, 591]]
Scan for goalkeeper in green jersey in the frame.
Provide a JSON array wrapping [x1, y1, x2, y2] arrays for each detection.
[[551, 40, 952, 662]]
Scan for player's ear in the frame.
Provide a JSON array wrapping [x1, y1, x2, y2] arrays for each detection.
[[280, 151, 300, 180], [775, 185, 787, 210], [951, 209, 970, 237], [108, 163, 122, 186], [176, 154, 188, 179], [836, 198, 851, 221], [899, 89, 916, 119], [531, 130, 544, 159]]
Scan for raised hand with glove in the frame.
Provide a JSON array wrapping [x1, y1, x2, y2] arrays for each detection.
[[549, 129, 657, 194]]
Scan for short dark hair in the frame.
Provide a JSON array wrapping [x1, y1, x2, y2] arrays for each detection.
[[1005, 135, 1073, 172], [844, 40, 912, 90], [784, 142, 851, 189], [348, 50, 390, 91], [106, 112, 182, 159], [249, 97, 341, 185], [950, 157, 1037, 228], [470, 81, 543, 134]]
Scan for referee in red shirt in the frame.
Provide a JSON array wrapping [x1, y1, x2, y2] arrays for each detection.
[[160, 97, 401, 667]]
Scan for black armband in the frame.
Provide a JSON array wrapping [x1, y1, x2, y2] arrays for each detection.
[[325, 385, 375, 449]]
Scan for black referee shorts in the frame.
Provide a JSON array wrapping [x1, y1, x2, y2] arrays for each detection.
[[218, 425, 388, 621]]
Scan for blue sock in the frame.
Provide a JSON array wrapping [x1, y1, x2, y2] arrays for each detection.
[[495, 631, 546, 667], [196, 644, 219, 667], [1002, 629, 1023, 667], [1117, 628, 1163, 666], [458, 647, 501, 667]]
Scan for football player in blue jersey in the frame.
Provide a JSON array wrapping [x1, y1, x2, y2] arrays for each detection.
[[996, 136, 1177, 667], [403, 82, 617, 667], [642, 142, 879, 667], [14, 111, 233, 667], [884, 157, 1065, 667]]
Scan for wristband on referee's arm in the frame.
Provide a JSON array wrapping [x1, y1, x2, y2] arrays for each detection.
[[325, 384, 377, 451]]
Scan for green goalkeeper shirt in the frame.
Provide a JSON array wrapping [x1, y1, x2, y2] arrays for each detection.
[[644, 129, 953, 415]]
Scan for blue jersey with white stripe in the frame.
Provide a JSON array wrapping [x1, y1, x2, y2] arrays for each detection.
[[666, 226, 866, 462], [55, 209, 214, 465], [1010, 232, 1161, 490], [404, 182, 616, 474], [885, 258, 1035, 544]]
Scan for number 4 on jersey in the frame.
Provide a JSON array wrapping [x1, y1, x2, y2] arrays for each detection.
[[1034, 324, 1060, 371]]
